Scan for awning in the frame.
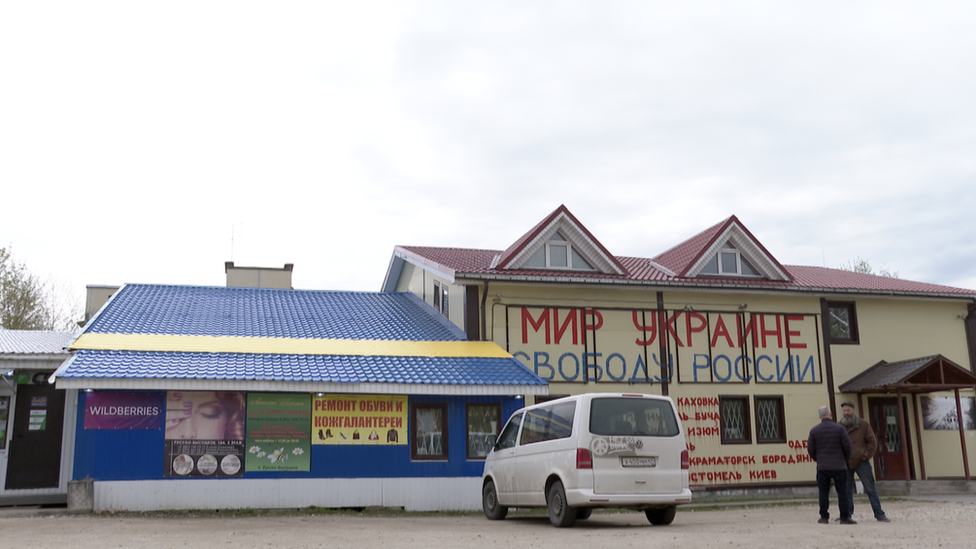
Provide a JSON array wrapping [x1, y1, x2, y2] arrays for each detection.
[[839, 354, 976, 393]]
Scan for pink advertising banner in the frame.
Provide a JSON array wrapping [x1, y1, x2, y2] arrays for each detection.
[[84, 391, 164, 430]]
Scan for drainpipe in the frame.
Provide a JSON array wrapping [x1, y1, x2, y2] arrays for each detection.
[[819, 298, 838, 417], [480, 281, 490, 341], [954, 388, 971, 481], [966, 301, 976, 374], [657, 291, 669, 396]]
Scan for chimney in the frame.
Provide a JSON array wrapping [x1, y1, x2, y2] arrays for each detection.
[[224, 262, 294, 289], [85, 285, 120, 324]]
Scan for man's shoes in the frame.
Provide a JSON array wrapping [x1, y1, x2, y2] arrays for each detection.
[[876, 516, 890, 522], [818, 518, 829, 524], [840, 518, 858, 525]]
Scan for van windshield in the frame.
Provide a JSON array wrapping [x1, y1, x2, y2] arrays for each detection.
[[589, 397, 680, 437]]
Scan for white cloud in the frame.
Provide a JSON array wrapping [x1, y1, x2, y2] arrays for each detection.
[[1, 1, 974, 307]]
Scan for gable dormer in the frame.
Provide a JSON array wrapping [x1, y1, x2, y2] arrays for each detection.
[[655, 216, 791, 282], [494, 205, 626, 275]]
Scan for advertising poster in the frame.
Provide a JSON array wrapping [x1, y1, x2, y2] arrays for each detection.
[[84, 391, 164, 429], [245, 393, 311, 472], [29, 395, 47, 431], [0, 396, 9, 449], [921, 396, 976, 430], [164, 391, 246, 478], [312, 394, 407, 445]]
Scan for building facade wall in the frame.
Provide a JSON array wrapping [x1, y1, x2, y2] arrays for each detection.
[[421, 279, 976, 488], [72, 390, 521, 510], [395, 262, 460, 327]]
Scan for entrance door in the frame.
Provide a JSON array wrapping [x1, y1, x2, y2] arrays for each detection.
[[868, 397, 914, 481], [4, 384, 65, 490]]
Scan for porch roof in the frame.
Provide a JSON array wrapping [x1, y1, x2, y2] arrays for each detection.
[[838, 354, 976, 393]]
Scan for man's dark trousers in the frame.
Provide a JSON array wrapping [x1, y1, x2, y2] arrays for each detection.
[[817, 469, 851, 520]]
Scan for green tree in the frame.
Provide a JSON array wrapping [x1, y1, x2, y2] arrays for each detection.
[[1, 246, 80, 330]]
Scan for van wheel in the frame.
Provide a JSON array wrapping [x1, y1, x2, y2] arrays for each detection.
[[576, 508, 593, 520], [645, 505, 677, 525], [547, 480, 577, 528], [482, 480, 508, 520]]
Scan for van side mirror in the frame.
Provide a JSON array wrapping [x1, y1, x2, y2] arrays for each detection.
[[485, 434, 497, 450]]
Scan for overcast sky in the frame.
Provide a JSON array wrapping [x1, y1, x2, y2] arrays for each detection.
[[2, 2, 974, 312]]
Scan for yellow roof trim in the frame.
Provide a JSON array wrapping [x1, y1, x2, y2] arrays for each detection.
[[69, 333, 514, 359]]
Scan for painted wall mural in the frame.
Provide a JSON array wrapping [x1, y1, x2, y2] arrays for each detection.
[[508, 307, 823, 385]]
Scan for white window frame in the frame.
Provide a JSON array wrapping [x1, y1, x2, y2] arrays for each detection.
[[703, 242, 761, 277], [432, 281, 449, 317], [537, 233, 594, 271]]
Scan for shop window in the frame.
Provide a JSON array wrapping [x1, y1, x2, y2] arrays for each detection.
[[755, 396, 786, 444], [411, 403, 448, 460], [827, 301, 859, 344], [466, 403, 501, 460], [720, 395, 751, 444]]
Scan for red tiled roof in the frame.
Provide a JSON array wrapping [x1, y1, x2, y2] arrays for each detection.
[[653, 216, 732, 275], [394, 208, 975, 298], [496, 204, 626, 273], [397, 246, 976, 297], [651, 215, 791, 281]]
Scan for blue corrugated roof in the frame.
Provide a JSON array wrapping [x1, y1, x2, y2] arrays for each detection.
[[61, 349, 547, 386], [86, 284, 466, 341], [58, 283, 548, 393]]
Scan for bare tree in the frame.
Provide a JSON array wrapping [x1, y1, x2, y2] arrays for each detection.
[[1, 246, 81, 330], [839, 256, 898, 278]]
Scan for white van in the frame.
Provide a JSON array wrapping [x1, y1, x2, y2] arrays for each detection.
[[481, 393, 691, 527]]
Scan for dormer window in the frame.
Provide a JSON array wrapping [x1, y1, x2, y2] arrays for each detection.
[[522, 231, 595, 271], [700, 241, 761, 277]]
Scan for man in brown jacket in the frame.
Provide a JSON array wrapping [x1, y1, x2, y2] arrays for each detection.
[[839, 401, 890, 522]]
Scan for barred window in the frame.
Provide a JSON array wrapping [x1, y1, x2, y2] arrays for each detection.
[[755, 396, 786, 443], [720, 395, 751, 444], [411, 403, 448, 461], [466, 403, 501, 460]]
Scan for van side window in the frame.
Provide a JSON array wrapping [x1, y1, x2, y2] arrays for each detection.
[[590, 398, 680, 437], [519, 402, 577, 445], [549, 401, 576, 439], [520, 406, 552, 445], [496, 412, 522, 450]]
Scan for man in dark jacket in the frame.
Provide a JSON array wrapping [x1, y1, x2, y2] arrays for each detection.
[[807, 405, 856, 524], [840, 401, 890, 522]]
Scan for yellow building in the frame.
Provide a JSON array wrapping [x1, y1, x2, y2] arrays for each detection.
[[383, 205, 976, 493]]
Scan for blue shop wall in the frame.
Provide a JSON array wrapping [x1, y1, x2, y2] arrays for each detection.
[[73, 392, 524, 481]]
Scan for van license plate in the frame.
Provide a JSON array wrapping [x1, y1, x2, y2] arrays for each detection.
[[621, 457, 656, 467]]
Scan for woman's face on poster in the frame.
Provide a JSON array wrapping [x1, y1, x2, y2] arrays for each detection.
[[166, 391, 229, 440]]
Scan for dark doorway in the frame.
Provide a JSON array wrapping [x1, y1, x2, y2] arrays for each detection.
[[869, 397, 914, 481], [4, 384, 65, 490]]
